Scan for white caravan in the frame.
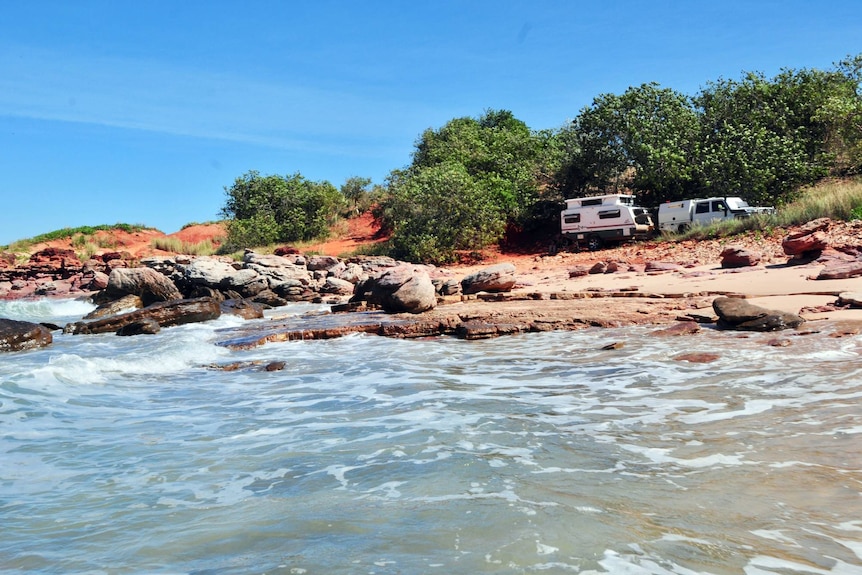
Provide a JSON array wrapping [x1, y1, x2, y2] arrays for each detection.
[[657, 196, 774, 233], [559, 194, 655, 251]]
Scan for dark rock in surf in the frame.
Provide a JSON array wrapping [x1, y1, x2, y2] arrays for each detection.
[[85, 293, 145, 319], [65, 297, 221, 335], [220, 298, 265, 319], [0, 318, 53, 352], [105, 267, 183, 305], [651, 321, 701, 336], [116, 318, 161, 336]]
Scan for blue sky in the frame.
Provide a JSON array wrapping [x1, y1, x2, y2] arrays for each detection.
[[1, 0, 859, 245]]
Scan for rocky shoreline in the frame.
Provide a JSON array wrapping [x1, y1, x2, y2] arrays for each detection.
[[3, 217, 862, 353]]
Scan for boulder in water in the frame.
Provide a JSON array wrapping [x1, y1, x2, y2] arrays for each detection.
[[65, 297, 221, 335], [0, 318, 53, 352]]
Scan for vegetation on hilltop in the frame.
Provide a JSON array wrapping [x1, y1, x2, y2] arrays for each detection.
[[1, 224, 154, 253], [217, 54, 861, 264], [218, 171, 348, 253]]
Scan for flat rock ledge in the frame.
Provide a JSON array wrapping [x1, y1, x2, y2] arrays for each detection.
[[215, 291, 708, 348], [214, 286, 850, 349]]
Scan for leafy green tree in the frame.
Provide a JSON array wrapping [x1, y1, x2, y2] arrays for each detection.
[[817, 54, 862, 175], [560, 83, 699, 204], [221, 170, 345, 249], [376, 109, 547, 262], [617, 84, 699, 203], [340, 176, 373, 216], [384, 162, 506, 264], [411, 109, 543, 223], [692, 66, 854, 205]]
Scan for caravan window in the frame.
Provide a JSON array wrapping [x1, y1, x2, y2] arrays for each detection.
[[695, 202, 710, 214], [598, 209, 621, 219], [581, 198, 603, 206], [564, 214, 581, 224]]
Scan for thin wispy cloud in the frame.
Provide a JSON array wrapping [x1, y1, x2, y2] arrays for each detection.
[[0, 45, 425, 156]]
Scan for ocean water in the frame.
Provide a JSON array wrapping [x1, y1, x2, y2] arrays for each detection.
[[1, 298, 861, 575]]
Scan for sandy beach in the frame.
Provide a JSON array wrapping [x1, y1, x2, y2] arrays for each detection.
[[429, 224, 862, 329], [510, 258, 862, 321]]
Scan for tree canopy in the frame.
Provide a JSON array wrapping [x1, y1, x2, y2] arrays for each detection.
[[554, 58, 861, 207], [220, 171, 345, 250], [220, 54, 862, 261], [374, 109, 548, 262]]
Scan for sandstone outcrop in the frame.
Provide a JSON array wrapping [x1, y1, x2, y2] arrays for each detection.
[[645, 261, 683, 273], [720, 245, 761, 268], [0, 247, 138, 300], [816, 259, 862, 280], [782, 218, 830, 261]]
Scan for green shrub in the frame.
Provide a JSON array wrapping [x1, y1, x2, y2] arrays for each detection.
[[151, 237, 218, 256], [220, 171, 345, 250], [5, 223, 153, 250], [380, 162, 507, 264], [77, 242, 100, 261]]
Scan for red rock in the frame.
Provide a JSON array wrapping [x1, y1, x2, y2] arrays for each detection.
[[645, 261, 682, 272], [782, 219, 832, 257], [651, 321, 701, 336], [720, 245, 761, 268], [274, 246, 300, 256], [673, 352, 720, 363], [568, 265, 590, 278], [783, 230, 828, 257], [816, 261, 862, 280]]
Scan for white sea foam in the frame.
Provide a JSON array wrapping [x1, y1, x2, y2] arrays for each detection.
[[1, 320, 861, 573], [0, 297, 96, 323]]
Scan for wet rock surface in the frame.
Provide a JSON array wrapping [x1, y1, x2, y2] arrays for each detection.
[[0, 318, 54, 352], [65, 297, 222, 335]]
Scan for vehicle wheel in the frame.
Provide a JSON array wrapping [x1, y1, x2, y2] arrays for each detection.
[[677, 223, 690, 234], [586, 235, 603, 251]]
